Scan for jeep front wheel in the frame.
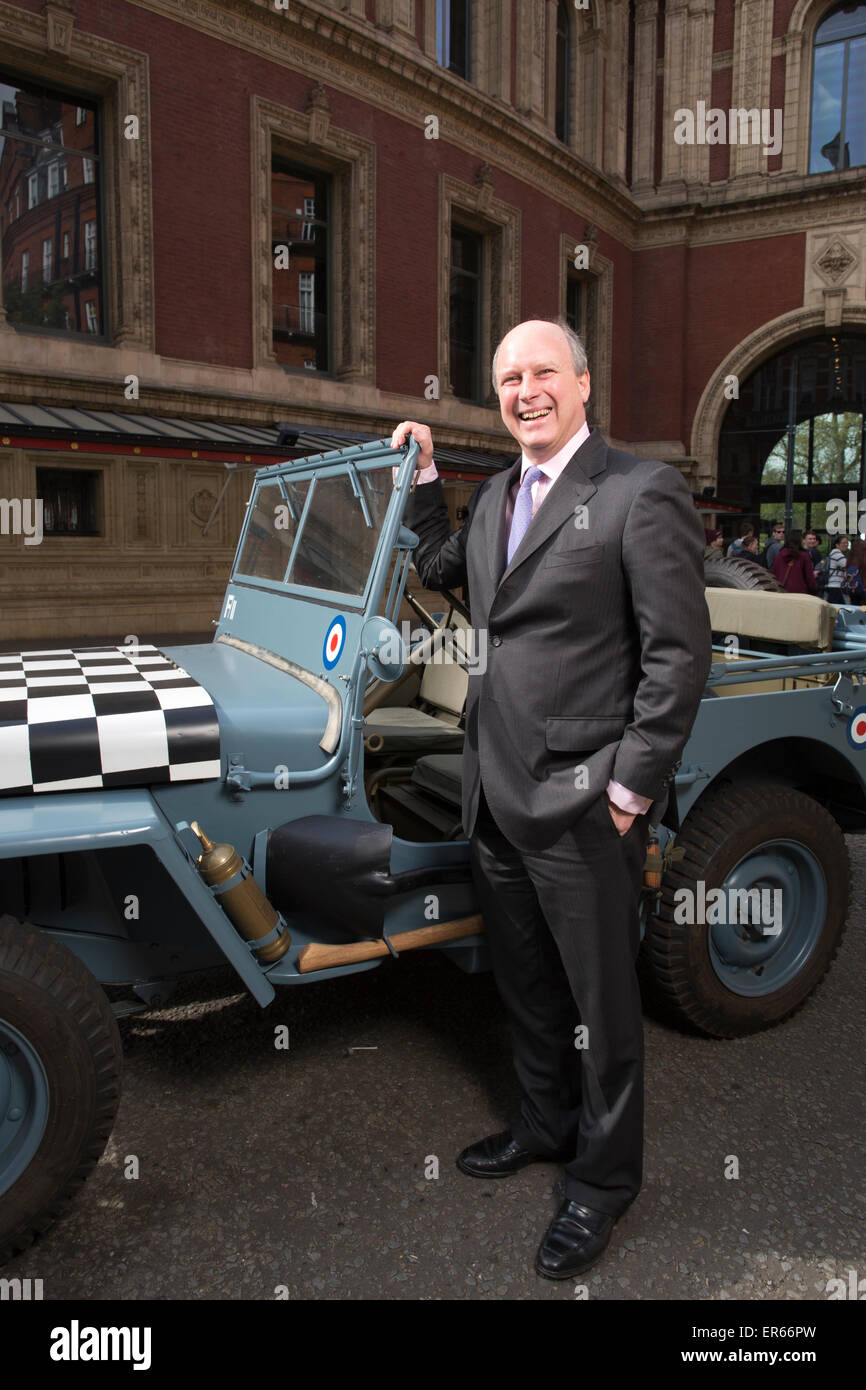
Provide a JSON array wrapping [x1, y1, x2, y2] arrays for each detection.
[[638, 783, 850, 1037], [0, 916, 123, 1263]]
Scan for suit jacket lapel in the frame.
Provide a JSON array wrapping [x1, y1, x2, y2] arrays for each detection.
[[491, 428, 607, 588]]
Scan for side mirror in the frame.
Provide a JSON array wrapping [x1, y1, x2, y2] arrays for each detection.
[[362, 616, 406, 683]]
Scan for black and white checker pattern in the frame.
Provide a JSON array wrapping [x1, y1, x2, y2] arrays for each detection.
[[0, 645, 221, 796]]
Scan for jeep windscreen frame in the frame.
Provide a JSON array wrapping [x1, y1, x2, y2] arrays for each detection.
[[231, 454, 401, 611]]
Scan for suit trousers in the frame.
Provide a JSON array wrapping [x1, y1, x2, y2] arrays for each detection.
[[470, 776, 649, 1217]]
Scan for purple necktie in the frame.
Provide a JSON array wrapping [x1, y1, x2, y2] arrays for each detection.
[[506, 466, 545, 565]]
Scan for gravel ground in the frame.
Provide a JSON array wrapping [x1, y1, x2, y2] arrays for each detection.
[[5, 838, 865, 1304]]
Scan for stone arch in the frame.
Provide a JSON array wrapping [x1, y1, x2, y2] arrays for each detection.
[[788, 0, 840, 37], [689, 305, 866, 487]]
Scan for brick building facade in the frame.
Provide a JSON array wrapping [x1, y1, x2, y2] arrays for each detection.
[[0, 0, 863, 641]]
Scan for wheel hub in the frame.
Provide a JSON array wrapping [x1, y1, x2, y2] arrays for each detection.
[[0, 1020, 49, 1197], [708, 839, 827, 997]]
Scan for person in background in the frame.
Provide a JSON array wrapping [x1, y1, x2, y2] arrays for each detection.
[[727, 524, 754, 558], [738, 535, 764, 567], [703, 528, 724, 560], [772, 530, 817, 594], [826, 535, 850, 604], [840, 538, 866, 604], [761, 521, 785, 570], [803, 529, 822, 568]]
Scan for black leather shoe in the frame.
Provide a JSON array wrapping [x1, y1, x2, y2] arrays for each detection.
[[535, 1200, 616, 1279], [456, 1130, 557, 1179]]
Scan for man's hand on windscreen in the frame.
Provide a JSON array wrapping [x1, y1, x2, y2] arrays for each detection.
[[390, 420, 434, 483]]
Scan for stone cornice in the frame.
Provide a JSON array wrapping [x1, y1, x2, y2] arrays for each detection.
[[633, 173, 866, 248], [121, 0, 641, 246]]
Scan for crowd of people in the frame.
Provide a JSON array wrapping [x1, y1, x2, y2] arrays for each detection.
[[704, 522, 866, 603]]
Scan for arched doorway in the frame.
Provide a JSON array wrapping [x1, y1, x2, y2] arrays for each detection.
[[716, 333, 866, 538]]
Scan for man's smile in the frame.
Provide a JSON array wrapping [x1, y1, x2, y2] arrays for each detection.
[[519, 407, 552, 420]]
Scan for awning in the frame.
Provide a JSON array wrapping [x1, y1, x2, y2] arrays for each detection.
[[0, 403, 285, 451], [0, 405, 515, 475]]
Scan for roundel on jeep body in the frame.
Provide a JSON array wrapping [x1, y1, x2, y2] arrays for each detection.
[[322, 616, 347, 670], [846, 708, 866, 748]]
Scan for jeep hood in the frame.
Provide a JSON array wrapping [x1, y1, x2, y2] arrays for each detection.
[[163, 636, 337, 774], [0, 639, 335, 797]]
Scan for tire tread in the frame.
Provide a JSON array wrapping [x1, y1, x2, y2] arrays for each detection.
[[0, 915, 123, 1264]]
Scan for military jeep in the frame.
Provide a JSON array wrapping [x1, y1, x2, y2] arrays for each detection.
[[0, 438, 862, 1261]]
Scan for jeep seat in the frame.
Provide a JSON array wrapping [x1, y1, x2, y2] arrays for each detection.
[[372, 752, 465, 840], [410, 752, 464, 807], [364, 618, 469, 755]]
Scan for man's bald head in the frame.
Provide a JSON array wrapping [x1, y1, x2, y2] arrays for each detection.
[[492, 319, 587, 396]]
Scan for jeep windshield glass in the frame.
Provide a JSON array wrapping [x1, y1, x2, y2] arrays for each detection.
[[235, 465, 392, 596]]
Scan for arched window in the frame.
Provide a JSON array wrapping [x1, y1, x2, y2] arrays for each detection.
[[809, 3, 866, 171], [555, 0, 571, 144]]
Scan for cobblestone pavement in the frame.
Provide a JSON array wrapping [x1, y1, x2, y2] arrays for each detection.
[[5, 838, 865, 1303]]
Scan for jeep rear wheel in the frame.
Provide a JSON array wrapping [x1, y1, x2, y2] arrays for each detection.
[[0, 916, 122, 1264], [638, 784, 850, 1037]]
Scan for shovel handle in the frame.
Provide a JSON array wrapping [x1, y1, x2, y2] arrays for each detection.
[[297, 915, 484, 973]]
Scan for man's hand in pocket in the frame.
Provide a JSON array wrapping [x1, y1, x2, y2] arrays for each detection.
[[606, 795, 636, 837]]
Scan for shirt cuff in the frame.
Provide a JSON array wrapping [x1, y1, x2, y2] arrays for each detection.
[[606, 779, 652, 816], [391, 461, 439, 484]]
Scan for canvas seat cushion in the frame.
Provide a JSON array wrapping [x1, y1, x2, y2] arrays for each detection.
[[365, 707, 464, 753]]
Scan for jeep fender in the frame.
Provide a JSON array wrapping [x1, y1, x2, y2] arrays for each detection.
[[0, 791, 275, 1007]]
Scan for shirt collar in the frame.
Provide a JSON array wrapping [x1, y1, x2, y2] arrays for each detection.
[[519, 422, 591, 484]]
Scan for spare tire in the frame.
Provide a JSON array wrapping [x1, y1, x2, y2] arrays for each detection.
[[704, 554, 783, 592]]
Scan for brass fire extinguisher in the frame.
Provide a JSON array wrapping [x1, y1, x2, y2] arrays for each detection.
[[190, 821, 290, 964], [643, 830, 663, 890]]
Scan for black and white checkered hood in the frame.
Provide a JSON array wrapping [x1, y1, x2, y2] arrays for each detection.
[[0, 645, 221, 796]]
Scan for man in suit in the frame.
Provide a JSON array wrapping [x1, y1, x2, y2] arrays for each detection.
[[390, 318, 711, 1278]]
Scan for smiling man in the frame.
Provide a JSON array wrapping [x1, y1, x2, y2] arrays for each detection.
[[391, 318, 711, 1279], [493, 319, 591, 459]]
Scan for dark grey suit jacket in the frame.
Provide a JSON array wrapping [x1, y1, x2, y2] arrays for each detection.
[[405, 427, 713, 852]]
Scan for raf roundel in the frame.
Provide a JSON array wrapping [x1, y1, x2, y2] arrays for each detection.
[[323, 616, 346, 670], [846, 708, 866, 748]]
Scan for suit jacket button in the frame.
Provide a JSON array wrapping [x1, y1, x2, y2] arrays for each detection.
[[490, 635, 502, 647]]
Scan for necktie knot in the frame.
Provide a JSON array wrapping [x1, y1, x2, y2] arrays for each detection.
[[507, 466, 546, 564]]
